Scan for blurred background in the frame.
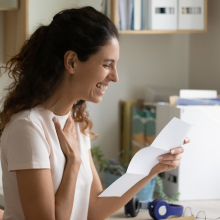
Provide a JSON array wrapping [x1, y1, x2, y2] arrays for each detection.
[[0, 0, 220, 218]]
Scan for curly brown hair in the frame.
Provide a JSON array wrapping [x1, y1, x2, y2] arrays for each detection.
[[0, 6, 119, 139]]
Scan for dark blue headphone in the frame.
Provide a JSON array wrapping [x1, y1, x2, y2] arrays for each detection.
[[124, 196, 183, 220]]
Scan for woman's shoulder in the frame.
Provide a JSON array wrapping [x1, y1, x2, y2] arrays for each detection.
[[4, 108, 43, 134], [1, 108, 43, 150]]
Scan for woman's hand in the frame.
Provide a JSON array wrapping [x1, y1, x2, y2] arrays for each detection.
[[52, 114, 81, 165], [149, 138, 190, 177]]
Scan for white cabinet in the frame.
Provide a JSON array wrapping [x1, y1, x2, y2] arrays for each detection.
[[156, 104, 220, 200]]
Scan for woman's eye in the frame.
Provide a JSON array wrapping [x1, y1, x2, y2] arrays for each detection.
[[103, 64, 110, 68]]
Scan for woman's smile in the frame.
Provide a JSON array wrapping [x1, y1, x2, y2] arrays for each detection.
[[95, 83, 108, 95]]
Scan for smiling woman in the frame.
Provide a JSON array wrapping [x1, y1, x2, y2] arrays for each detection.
[[0, 6, 119, 220]]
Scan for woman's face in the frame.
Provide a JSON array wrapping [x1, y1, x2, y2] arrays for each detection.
[[70, 37, 120, 103]]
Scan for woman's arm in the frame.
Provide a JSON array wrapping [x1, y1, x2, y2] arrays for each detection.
[[16, 115, 81, 220], [16, 159, 80, 220], [87, 150, 154, 220], [54, 159, 80, 219], [88, 138, 189, 220]]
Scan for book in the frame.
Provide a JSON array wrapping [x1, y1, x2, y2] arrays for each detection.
[[118, 0, 128, 30], [141, 0, 149, 30], [134, 0, 142, 30], [128, 0, 134, 30], [101, 0, 111, 18], [170, 96, 220, 106]]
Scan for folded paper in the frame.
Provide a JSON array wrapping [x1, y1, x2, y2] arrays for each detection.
[[98, 117, 193, 197]]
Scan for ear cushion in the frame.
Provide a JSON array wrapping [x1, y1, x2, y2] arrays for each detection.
[[124, 196, 140, 217], [148, 199, 166, 220], [149, 199, 160, 219]]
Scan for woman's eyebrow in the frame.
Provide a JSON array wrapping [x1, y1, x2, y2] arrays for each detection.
[[104, 59, 115, 62]]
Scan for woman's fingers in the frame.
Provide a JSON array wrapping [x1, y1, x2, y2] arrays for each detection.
[[52, 117, 61, 131], [52, 117, 66, 141], [158, 153, 182, 161], [159, 159, 181, 167], [63, 114, 75, 134], [153, 138, 189, 175], [184, 137, 190, 144], [170, 146, 184, 155]]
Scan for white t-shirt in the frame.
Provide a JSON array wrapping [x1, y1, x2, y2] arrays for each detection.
[[0, 105, 93, 220]]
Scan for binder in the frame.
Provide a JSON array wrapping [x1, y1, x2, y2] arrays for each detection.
[[118, 0, 128, 30], [148, 0, 178, 30], [134, 0, 142, 30], [178, 0, 204, 30]]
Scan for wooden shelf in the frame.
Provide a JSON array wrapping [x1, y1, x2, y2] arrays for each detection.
[[119, 30, 207, 34], [118, 29, 207, 36], [0, 8, 17, 10], [111, 0, 208, 34], [3, 0, 28, 63]]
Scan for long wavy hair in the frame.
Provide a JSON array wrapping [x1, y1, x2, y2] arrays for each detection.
[[0, 6, 119, 139]]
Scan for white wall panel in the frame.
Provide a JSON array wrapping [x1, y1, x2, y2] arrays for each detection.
[[189, 0, 220, 91]]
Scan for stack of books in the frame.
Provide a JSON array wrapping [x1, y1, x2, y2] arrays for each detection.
[[170, 96, 220, 106], [170, 90, 220, 106], [101, 0, 150, 31], [118, 0, 149, 30]]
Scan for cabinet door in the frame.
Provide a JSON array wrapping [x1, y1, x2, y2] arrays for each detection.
[[0, 0, 18, 10]]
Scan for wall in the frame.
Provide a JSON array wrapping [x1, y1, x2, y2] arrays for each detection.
[[0, 12, 3, 64], [189, 0, 220, 92], [29, 0, 102, 35], [74, 0, 102, 11], [0, 12, 4, 187], [0, 11, 12, 104], [29, 0, 78, 34]]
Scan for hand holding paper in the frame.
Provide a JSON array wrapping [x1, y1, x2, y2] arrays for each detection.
[[98, 117, 193, 197]]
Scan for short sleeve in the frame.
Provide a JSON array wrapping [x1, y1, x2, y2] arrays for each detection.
[[7, 119, 51, 172]]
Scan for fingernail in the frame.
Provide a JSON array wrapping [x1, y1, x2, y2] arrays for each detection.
[[53, 117, 58, 123], [171, 150, 175, 154], [185, 138, 189, 142], [158, 156, 163, 160]]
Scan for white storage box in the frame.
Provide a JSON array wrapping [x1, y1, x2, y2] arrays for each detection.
[[148, 0, 178, 30], [178, 0, 204, 30], [156, 104, 220, 200]]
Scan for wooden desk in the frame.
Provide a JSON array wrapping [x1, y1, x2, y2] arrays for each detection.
[[107, 200, 220, 220]]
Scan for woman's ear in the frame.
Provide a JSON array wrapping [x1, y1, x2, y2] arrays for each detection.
[[64, 51, 77, 74]]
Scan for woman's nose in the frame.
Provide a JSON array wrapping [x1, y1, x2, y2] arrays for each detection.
[[108, 68, 119, 82]]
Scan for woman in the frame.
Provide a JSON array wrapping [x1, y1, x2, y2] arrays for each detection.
[[0, 6, 189, 220]]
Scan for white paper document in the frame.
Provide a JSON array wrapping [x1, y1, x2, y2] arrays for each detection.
[[98, 117, 193, 197]]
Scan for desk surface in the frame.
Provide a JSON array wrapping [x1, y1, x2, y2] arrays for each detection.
[[107, 200, 220, 220]]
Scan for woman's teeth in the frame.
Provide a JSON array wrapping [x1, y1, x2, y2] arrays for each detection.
[[96, 83, 108, 92]]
